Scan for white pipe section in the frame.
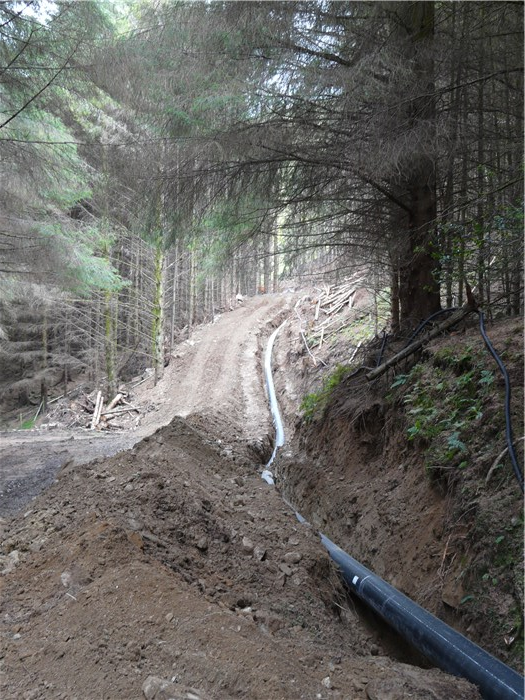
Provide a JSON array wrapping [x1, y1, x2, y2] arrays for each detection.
[[261, 321, 287, 484], [261, 318, 524, 699]]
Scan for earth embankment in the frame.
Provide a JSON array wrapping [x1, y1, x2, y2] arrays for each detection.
[[0, 293, 482, 699]]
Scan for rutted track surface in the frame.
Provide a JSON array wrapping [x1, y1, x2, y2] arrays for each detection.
[[0, 294, 291, 516]]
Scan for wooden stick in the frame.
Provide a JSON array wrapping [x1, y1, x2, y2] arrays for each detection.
[[366, 305, 476, 382], [349, 340, 363, 364], [312, 316, 341, 333], [33, 400, 44, 422], [101, 406, 139, 417], [130, 376, 150, 389], [95, 394, 104, 427], [106, 393, 123, 412], [438, 534, 453, 578], [485, 437, 525, 484], [90, 391, 103, 430], [314, 298, 321, 322], [103, 407, 140, 420]]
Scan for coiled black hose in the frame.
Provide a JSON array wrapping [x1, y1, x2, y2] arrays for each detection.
[[478, 311, 524, 493]]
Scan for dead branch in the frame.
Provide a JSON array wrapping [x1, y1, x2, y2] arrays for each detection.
[[348, 340, 363, 364], [300, 329, 323, 366], [101, 406, 139, 417], [314, 298, 321, 321], [366, 305, 476, 381]]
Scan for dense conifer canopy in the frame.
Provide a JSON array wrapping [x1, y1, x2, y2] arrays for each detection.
[[0, 0, 522, 405]]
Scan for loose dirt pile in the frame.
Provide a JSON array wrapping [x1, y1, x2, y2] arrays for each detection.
[[0, 293, 483, 698], [0, 419, 480, 700]]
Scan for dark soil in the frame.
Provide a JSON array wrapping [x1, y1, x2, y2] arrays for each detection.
[[273, 306, 524, 674], [0, 292, 493, 699]]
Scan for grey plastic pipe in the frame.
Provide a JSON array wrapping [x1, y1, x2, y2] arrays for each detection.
[[263, 323, 525, 700]]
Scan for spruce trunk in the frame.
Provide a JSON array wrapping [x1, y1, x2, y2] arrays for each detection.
[[152, 240, 165, 386]]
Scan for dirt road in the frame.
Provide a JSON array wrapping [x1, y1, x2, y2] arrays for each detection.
[[0, 293, 480, 699], [0, 293, 290, 516]]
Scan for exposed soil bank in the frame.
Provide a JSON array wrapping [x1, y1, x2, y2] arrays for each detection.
[[0, 294, 483, 699], [273, 311, 524, 674]]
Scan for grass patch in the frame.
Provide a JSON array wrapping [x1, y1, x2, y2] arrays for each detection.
[[300, 364, 354, 422]]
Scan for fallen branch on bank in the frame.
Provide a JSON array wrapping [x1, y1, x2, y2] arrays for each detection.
[[485, 437, 525, 485], [299, 329, 327, 367], [366, 305, 476, 382]]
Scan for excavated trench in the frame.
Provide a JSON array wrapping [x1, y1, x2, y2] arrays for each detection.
[[263, 324, 524, 700], [1, 296, 522, 699]]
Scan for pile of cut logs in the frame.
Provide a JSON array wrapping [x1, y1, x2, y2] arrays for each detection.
[[293, 278, 370, 367], [88, 391, 139, 430], [307, 278, 366, 349]]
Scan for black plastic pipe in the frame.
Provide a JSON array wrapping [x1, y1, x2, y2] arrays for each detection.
[[320, 533, 524, 700], [478, 311, 524, 492], [404, 306, 459, 348], [263, 316, 525, 700]]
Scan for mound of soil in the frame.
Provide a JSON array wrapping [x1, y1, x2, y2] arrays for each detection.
[[0, 293, 482, 699], [0, 416, 483, 699]]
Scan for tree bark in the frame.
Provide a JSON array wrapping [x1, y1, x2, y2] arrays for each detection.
[[398, 184, 441, 328], [169, 239, 179, 352], [152, 238, 165, 385], [105, 290, 117, 397], [396, 1, 441, 330], [390, 256, 400, 335]]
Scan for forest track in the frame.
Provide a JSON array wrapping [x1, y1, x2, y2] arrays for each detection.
[[0, 291, 482, 700], [0, 293, 294, 517]]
